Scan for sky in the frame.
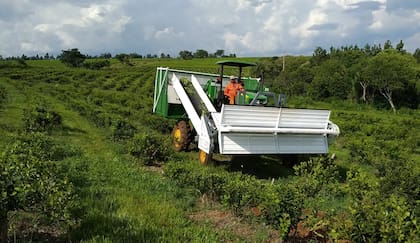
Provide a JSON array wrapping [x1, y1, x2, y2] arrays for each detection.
[[0, 0, 419, 57]]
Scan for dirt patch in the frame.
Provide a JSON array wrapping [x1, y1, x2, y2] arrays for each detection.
[[189, 195, 281, 242]]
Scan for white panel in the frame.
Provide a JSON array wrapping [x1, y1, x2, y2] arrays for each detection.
[[220, 133, 328, 154], [167, 85, 181, 104], [198, 116, 211, 153], [220, 105, 330, 130]]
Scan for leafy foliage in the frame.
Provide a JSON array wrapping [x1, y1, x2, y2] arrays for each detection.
[[0, 133, 75, 242], [256, 40, 420, 110], [0, 85, 6, 107], [59, 48, 86, 67], [24, 105, 62, 133], [337, 169, 419, 242], [128, 133, 172, 165], [165, 161, 306, 239], [82, 59, 110, 70]]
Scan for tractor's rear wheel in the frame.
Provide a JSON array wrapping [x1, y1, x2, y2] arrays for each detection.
[[172, 120, 191, 151], [198, 149, 212, 165]]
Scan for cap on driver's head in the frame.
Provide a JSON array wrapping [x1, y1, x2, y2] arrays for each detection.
[[229, 75, 236, 80]]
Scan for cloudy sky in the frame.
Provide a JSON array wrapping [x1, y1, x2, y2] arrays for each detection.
[[0, 0, 419, 57]]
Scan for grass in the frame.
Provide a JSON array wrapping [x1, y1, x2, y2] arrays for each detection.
[[0, 58, 418, 242], [0, 59, 278, 242]]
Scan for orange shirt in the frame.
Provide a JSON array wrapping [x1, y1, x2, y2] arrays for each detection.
[[224, 81, 244, 104]]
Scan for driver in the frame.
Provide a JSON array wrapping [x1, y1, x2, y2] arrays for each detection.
[[224, 75, 244, 105]]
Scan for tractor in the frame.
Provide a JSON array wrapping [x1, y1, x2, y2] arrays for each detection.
[[153, 60, 339, 164]]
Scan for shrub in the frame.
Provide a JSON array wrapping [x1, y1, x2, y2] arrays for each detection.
[[83, 60, 110, 70], [0, 133, 75, 242], [128, 133, 171, 165], [221, 174, 265, 213], [259, 183, 303, 238], [164, 161, 305, 239], [334, 168, 419, 242], [112, 119, 137, 141], [164, 162, 227, 199], [0, 85, 6, 107], [23, 106, 62, 133], [293, 156, 340, 197]]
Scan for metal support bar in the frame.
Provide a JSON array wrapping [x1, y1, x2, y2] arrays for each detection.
[[219, 127, 337, 135], [171, 74, 202, 134], [153, 67, 168, 112]]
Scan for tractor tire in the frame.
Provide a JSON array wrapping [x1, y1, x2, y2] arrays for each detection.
[[172, 120, 191, 152], [198, 149, 212, 165]]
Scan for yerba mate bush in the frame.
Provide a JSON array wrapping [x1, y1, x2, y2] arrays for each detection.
[[128, 132, 172, 165], [0, 133, 75, 242]]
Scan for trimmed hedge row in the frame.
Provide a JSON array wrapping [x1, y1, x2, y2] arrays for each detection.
[[164, 161, 305, 238]]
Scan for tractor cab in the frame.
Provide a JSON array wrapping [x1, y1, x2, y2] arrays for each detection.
[[203, 60, 286, 111]]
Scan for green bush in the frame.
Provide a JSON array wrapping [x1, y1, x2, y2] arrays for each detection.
[[221, 174, 264, 213], [0, 85, 6, 106], [8, 132, 81, 161], [259, 182, 303, 237], [165, 161, 305, 239], [23, 105, 62, 133], [82, 60, 110, 70], [293, 156, 340, 197], [112, 119, 137, 141], [128, 133, 171, 165], [0, 133, 75, 241], [333, 168, 419, 242]]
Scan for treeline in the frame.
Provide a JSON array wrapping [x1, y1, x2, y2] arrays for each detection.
[[178, 49, 236, 59], [0, 49, 235, 61], [257, 40, 420, 111], [0, 52, 163, 61]]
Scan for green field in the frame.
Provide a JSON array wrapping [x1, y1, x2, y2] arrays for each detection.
[[0, 58, 418, 242]]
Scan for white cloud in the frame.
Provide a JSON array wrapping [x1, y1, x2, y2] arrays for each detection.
[[0, 0, 419, 57], [154, 27, 185, 40]]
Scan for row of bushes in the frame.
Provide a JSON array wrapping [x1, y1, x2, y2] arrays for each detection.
[[164, 156, 418, 242], [1, 105, 81, 241], [164, 157, 341, 239]]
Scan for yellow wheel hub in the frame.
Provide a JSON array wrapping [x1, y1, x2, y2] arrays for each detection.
[[172, 120, 191, 152], [199, 150, 211, 165], [173, 128, 182, 149]]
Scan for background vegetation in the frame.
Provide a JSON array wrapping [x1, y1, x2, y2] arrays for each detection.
[[0, 40, 419, 242]]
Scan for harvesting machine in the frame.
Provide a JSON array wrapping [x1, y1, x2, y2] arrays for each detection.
[[153, 60, 340, 164]]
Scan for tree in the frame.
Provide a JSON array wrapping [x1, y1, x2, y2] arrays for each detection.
[[395, 40, 406, 54], [128, 53, 142, 59], [193, 49, 209, 58], [214, 49, 224, 57], [99, 53, 112, 59], [384, 40, 393, 50], [364, 50, 417, 112], [413, 48, 420, 63], [59, 48, 86, 67], [309, 59, 351, 99], [354, 57, 372, 103], [115, 53, 133, 66], [311, 47, 328, 65], [179, 50, 193, 60]]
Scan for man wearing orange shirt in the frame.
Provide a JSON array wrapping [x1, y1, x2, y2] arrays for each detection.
[[224, 76, 244, 105]]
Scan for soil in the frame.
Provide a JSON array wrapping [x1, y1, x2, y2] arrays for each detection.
[[189, 194, 281, 242]]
